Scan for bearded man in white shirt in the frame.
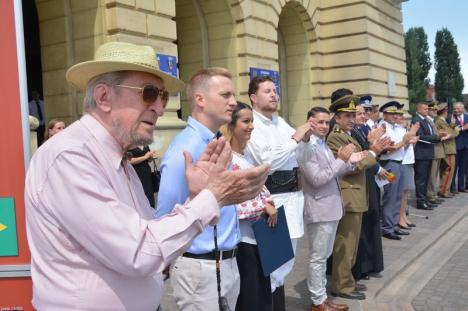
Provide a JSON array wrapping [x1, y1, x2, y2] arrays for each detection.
[[245, 75, 315, 311]]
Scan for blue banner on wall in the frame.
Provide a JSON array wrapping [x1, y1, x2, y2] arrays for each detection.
[[156, 54, 178, 78], [249, 67, 280, 96]]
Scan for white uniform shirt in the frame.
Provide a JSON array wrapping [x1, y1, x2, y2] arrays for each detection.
[[379, 120, 406, 161], [246, 110, 304, 239]]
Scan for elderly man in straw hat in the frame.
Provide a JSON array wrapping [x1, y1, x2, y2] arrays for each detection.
[[24, 41, 269, 310]]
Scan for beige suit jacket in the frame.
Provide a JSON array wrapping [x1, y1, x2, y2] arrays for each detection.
[[297, 138, 353, 224]]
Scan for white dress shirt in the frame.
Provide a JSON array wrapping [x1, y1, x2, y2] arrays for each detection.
[[246, 110, 304, 239]]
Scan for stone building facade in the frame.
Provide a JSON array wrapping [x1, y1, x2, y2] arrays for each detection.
[[29, 0, 408, 152]]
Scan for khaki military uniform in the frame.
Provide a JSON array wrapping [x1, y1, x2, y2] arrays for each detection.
[[427, 117, 446, 201], [327, 125, 376, 294], [435, 116, 460, 195]]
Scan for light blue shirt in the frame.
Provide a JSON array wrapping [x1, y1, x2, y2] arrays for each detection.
[[156, 117, 240, 253]]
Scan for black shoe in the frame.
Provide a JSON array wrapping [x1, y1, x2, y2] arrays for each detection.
[[427, 200, 440, 206], [458, 189, 468, 193], [355, 283, 367, 291], [361, 273, 370, 280], [383, 232, 402, 240], [398, 224, 411, 230], [417, 203, 434, 210], [395, 228, 410, 235], [332, 291, 366, 300], [407, 223, 416, 228]]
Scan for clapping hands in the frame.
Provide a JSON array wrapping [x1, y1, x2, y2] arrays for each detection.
[[184, 137, 270, 206]]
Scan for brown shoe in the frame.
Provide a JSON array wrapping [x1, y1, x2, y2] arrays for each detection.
[[311, 302, 344, 311], [325, 298, 349, 310], [311, 303, 328, 311], [438, 192, 453, 198]]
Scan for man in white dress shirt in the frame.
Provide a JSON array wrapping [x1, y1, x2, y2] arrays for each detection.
[[245, 75, 314, 311]]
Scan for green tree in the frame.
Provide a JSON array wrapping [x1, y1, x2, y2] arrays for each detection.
[[434, 28, 464, 102], [405, 27, 431, 105]]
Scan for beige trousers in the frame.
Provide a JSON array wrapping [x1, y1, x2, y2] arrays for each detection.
[[170, 255, 240, 311], [427, 158, 442, 200]]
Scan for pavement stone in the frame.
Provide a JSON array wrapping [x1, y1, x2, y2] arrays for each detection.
[[159, 192, 468, 311], [412, 239, 468, 311]]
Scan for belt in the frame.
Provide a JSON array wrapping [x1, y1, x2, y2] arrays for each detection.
[[381, 159, 402, 164], [182, 248, 238, 260], [265, 168, 299, 194]]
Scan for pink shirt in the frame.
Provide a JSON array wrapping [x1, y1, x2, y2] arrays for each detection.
[[25, 114, 219, 310]]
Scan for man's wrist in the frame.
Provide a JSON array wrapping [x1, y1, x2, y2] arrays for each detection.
[[291, 136, 299, 144]]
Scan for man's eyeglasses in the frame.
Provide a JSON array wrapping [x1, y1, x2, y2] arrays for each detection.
[[115, 84, 170, 106]]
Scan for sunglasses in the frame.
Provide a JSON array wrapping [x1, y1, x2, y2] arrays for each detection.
[[115, 84, 169, 106]]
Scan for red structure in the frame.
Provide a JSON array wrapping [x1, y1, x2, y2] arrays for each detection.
[[0, 1, 34, 309]]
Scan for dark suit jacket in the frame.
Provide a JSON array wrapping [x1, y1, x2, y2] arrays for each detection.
[[352, 125, 379, 175], [454, 113, 468, 150], [412, 114, 440, 160]]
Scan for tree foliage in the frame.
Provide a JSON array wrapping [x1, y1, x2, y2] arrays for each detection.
[[405, 27, 431, 104], [434, 28, 464, 102]]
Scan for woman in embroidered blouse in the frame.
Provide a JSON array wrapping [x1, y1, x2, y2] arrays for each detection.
[[222, 101, 277, 311]]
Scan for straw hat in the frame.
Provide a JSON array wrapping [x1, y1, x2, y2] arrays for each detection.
[[66, 41, 185, 93]]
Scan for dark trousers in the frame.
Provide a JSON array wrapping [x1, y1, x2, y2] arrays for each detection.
[[235, 242, 272, 311], [414, 159, 432, 205], [452, 149, 468, 191]]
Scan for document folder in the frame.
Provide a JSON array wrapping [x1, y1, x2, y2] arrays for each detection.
[[252, 206, 294, 277]]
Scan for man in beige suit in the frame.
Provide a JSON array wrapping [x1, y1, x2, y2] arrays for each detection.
[[297, 106, 367, 311]]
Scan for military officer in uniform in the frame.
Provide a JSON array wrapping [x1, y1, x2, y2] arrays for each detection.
[[426, 103, 446, 205], [378, 101, 417, 240], [435, 103, 459, 198], [326, 95, 386, 300]]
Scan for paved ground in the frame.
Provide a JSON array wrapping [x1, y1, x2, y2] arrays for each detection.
[[412, 237, 468, 311], [159, 192, 468, 311]]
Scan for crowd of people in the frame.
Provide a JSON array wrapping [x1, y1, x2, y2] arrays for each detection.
[[24, 41, 468, 311]]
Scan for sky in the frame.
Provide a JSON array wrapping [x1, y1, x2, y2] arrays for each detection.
[[402, 0, 468, 93]]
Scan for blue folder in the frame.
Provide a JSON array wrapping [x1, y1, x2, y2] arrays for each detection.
[[252, 206, 294, 277]]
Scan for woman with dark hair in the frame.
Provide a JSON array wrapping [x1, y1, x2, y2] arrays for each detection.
[[221, 101, 277, 311], [44, 119, 65, 140]]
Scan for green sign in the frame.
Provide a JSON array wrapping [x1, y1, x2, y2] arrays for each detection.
[[0, 197, 18, 256]]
